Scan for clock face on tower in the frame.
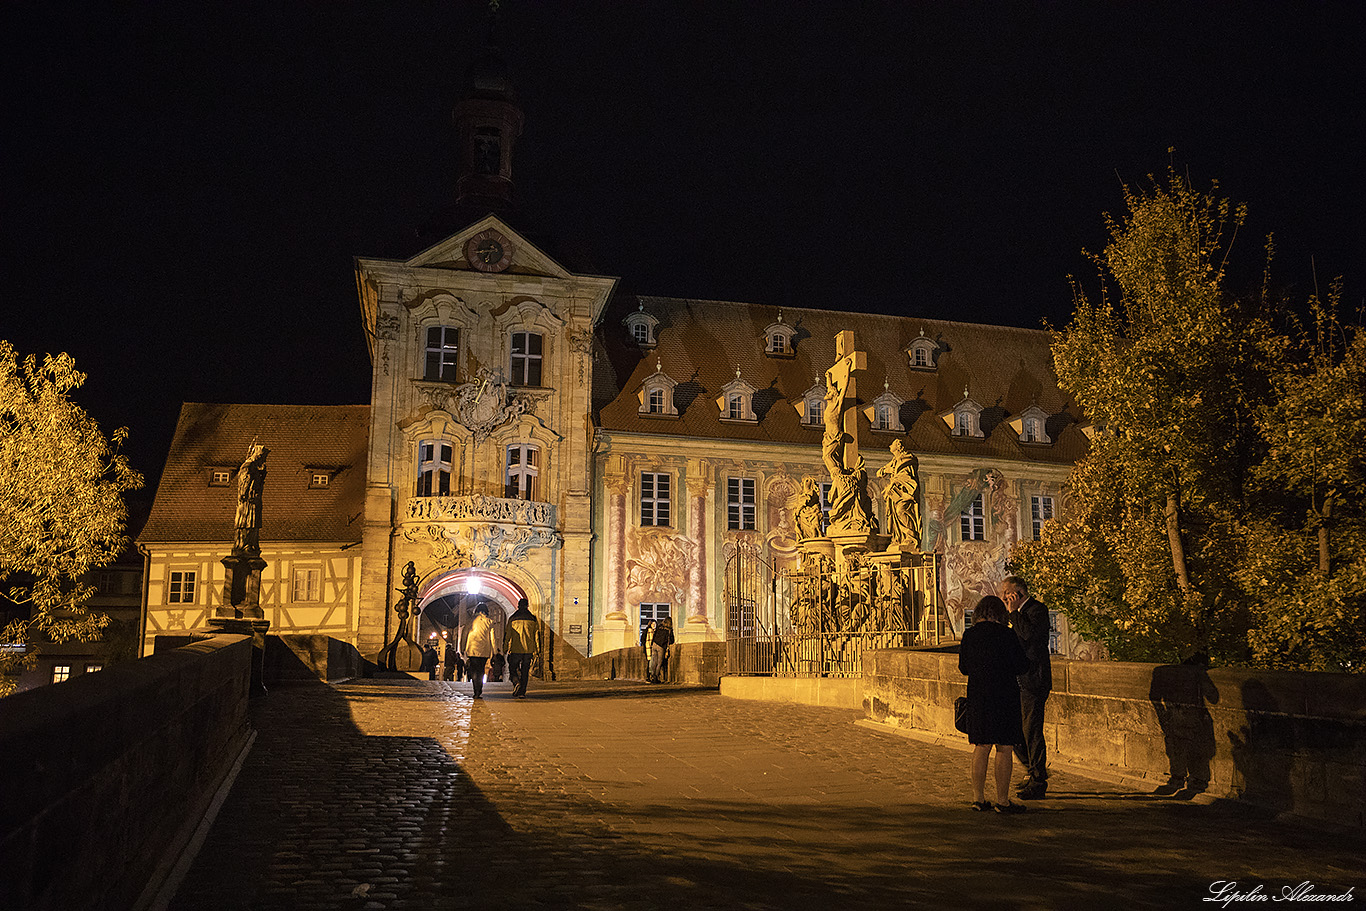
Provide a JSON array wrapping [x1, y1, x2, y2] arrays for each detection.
[[464, 229, 514, 273]]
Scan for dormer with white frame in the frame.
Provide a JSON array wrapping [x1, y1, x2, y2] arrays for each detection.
[[764, 311, 796, 358], [716, 367, 758, 423], [1010, 404, 1053, 444], [907, 329, 940, 370], [863, 380, 905, 433], [793, 377, 827, 428], [940, 387, 985, 439], [623, 301, 660, 349], [637, 360, 680, 417]]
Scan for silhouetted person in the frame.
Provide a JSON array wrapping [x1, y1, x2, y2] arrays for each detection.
[[503, 598, 541, 698], [442, 638, 457, 681], [1001, 574, 1052, 799], [959, 595, 1030, 813], [650, 616, 675, 683], [421, 643, 439, 681]]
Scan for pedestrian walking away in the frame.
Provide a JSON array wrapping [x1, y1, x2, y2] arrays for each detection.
[[442, 636, 456, 681], [959, 595, 1031, 814], [462, 602, 499, 698], [503, 597, 541, 698], [420, 641, 439, 681], [1001, 574, 1052, 799]]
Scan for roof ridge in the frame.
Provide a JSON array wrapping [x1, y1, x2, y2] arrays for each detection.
[[633, 296, 1052, 335]]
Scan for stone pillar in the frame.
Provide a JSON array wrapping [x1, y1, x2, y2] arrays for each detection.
[[687, 475, 708, 626]]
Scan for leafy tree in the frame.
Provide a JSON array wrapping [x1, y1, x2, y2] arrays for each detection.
[[1, 343, 143, 693], [1014, 168, 1282, 665]]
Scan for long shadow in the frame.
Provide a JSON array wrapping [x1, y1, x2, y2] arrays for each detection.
[[1148, 661, 1218, 795]]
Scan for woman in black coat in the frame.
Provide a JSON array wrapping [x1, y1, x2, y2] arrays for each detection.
[[959, 595, 1031, 813]]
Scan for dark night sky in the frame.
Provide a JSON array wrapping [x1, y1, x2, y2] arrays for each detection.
[[3, 1, 1363, 488]]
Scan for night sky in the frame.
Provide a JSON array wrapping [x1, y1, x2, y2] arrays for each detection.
[[3, 2, 1363, 489]]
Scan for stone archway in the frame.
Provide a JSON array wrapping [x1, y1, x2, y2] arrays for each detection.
[[414, 569, 528, 668]]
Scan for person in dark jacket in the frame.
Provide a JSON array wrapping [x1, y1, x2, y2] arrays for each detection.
[[959, 595, 1031, 813], [421, 642, 439, 681], [442, 636, 457, 681], [503, 598, 541, 698], [1001, 575, 1052, 799], [649, 617, 675, 683]]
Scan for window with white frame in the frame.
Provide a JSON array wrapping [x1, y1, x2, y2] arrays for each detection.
[[1030, 495, 1055, 539], [52, 665, 71, 684], [875, 403, 894, 430], [632, 322, 650, 344], [505, 444, 540, 500], [913, 346, 930, 367], [960, 494, 986, 541], [727, 394, 744, 420], [955, 411, 973, 436], [424, 326, 460, 382], [639, 602, 671, 640], [647, 388, 665, 413], [209, 468, 233, 486], [1024, 417, 1042, 443], [640, 472, 671, 527], [510, 331, 543, 386], [309, 472, 331, 489], [417, 441, 453, 497], [805, 397, 824, 426], [168, 569, 197, 604], [96, 571, 119, 595], [727, 477, 756, 530], [293, 566, 321, 602]]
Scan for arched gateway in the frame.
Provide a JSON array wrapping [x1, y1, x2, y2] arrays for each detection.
[[413, 568, 528, 648]]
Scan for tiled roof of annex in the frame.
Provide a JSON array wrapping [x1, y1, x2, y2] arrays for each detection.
[[139, 403, 370, 547], [595, 296, 1088, 464]]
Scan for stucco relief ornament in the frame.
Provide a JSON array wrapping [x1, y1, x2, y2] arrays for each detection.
[[418, 367, 527, 442]]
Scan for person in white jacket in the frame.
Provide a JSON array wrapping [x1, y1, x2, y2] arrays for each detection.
[[462, 603, 500, 699]]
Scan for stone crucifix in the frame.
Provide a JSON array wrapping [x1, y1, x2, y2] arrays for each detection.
[[822, 330, 875, 537], [824, 330, 867, 470]]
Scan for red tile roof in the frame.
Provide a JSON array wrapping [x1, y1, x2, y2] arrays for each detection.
[[139, 403, 370, 546], [595, 296, 1088, 464]]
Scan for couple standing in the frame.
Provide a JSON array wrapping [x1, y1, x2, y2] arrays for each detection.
[[958, 575, 1051, 813], [463, 598, 542, 699]]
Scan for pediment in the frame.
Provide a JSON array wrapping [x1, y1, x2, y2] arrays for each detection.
[[404, 215, 573, 280]]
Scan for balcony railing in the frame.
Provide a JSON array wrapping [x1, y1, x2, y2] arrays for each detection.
[[403, 495, 556, 528]]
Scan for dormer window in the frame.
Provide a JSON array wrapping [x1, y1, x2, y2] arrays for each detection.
[[309, 471, 332, 489], [795, 378, 827, 427], [908, 330, 939, 370], [717, 368, 758, 423], [941, 388, 984, 439], [208, 467, 233, 487], [1010, 404, 1053, 445], [765, 312, 796, 358], [623, 303, 660, 348], [637, 361, 679, 417], [863, 381, 905, 434]]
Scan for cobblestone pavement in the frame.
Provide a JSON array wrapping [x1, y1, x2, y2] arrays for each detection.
[[169, 677, 1364, 911]]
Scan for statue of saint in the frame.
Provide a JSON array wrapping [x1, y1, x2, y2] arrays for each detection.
[[821, 380, 874, 536], [795, 477, 825, 540], [232, 442, 270, 555], [877, 439, 923, 550]]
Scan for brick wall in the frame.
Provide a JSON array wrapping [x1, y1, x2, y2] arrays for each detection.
[[0, 634, 253, 910], [863, 648, 1366, 828]]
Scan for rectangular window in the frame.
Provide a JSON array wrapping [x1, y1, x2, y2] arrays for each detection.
[[1048, 610, 1061, 655], [96, 572, 119, 595], [85, 663, 103, 674], [52, 665, 71, 684], [632, 322, 649, 344], [876, 405, 893, 430], [505, 444, 539, 500], [647, 388, 664, 413], [728, 394, 744, 420], [510, 332, 543, 386], [424, 326, 460, 382], [209, 468, 233, 486], [168, 569, 197, 604], [310, 472, 331, 488], [805, 397, 824, 425], [960, 494, 985, 541], [418, 441, 453, 497], [293, 567, 321, 602], [641, 472, 671, 527], [955, 411, 972, 435], [639, 602, 671, 638], [727, 477, 756, 530], [1030, 495, 1055, 539]]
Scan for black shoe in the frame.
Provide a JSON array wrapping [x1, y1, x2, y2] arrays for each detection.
[[995, 801, 1027, 814], [970, 801, 992, 812], [1017, 781, 1047, 800]]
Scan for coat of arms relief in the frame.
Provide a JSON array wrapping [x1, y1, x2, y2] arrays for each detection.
[[417, 366, 541, 442]]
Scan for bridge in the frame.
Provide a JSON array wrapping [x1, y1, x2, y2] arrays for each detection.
[[2, 635, 1363, 909]]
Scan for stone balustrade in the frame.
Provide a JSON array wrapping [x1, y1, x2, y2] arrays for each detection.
[[402, 494, 556, 528]]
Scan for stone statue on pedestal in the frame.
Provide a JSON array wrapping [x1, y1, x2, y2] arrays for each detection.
[[232, 442, 269, 555], [877, 439, 922, 551]]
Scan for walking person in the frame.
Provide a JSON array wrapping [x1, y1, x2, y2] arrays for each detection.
[[503, 598, 541, 698], [462, 603, 499, 699], [641, 620, 656, 680], [421, 641, 439, 681], [1001, 575, 1052, 799], [649, 616, 675, 683], [959, 595, 1031, 813], [442, 634, 457, 682]]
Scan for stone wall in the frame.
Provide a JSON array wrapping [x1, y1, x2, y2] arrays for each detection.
[[863, 648, 1366, 828], [582, 642, 726, 687], [0, 634, 254, 910]]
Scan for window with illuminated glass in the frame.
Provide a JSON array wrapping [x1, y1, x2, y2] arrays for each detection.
[[960, 494, 986, 541], [1030, 495, 1055, 539], [168, 569, 196, 604], [641, 472, 671, 526], [424, 326, 460, 382], [727, 477, 756, 530]]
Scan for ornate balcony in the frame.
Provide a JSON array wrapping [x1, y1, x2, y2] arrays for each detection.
[[403, 494, 556, 529]]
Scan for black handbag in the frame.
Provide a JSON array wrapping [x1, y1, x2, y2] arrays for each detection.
[[954, 696, 969, 733]]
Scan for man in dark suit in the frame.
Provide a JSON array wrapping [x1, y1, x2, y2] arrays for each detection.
[[1000, 575, 1052, 799]]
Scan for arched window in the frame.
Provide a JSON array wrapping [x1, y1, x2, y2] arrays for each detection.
[[505, 444, 540, 500], [417, 440, 453, 497], [632, 322, 650, 344], [424, 326, 460, 382], [510, 332, 543, 386]]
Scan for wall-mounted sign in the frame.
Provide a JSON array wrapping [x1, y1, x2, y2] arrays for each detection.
[[568, 624, 583, 634]]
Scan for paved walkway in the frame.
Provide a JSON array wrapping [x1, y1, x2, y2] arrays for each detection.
[[168, 677, 1363, 911]]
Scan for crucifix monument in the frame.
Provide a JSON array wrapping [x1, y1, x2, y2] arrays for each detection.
[[821, 330, 875, 540]]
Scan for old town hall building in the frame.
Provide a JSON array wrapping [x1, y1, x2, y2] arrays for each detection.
[[138, 52, 1095, 669]]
